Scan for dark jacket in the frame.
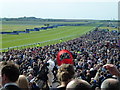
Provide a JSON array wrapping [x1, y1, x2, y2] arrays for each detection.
[[37, 63, 49, 81], [1, 85, 21, 90]]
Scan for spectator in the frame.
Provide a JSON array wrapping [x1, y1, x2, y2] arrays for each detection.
[[101, 78, 120, 90], [36, 62, 49, 89], [56, 64, 75, 90], [0, 62, 2, 89], [47, 59, 55, 88], [66, 79, 91, 90], [103, 64, 120, 77], [1, 28, 120, 89], [0, 61, 21, 90], [17, 75, 29, 90]]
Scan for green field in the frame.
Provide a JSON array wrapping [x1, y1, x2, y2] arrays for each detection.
[[99, 27, 118, 31], [1, 21, 101, 51], [1, 24, 44, 32]]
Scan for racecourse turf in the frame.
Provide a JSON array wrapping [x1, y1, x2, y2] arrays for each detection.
[[1, 22, 100, 51]]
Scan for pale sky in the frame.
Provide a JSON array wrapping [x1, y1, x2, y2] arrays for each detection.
[[1, 0, 119, 20]]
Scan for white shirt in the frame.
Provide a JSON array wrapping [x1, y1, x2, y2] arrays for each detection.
[[47, 59, 55, 71]]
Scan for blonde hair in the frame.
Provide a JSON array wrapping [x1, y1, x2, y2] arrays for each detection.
[[17, 75, 29, 90]]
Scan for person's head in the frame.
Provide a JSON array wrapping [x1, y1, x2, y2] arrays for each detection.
[[66, 79, 91, 90], [17, 75, 29, 90], [101, 78, 120, 90], [57, 64, 75, 82], [1, 61, 20, 86]]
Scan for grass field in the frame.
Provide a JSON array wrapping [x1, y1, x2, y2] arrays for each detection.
[[1, 25, 44, 32], [1, 21, 101, 51], [99, 27, 118, 31]]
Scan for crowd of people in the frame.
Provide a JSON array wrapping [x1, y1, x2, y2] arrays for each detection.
[[0, 27, 120, 90]]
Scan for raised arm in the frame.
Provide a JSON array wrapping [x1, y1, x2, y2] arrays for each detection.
[[103, 64, 120, 77]]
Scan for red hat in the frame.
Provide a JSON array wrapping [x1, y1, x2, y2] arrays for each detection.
[[57, 49, 74, 66]]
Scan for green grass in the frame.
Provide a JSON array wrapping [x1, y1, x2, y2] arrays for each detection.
[[1, 26, 95, 50], [1, 25, 44, 32], [1, 21, 101, 52], [99, 27, 118, 31]]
